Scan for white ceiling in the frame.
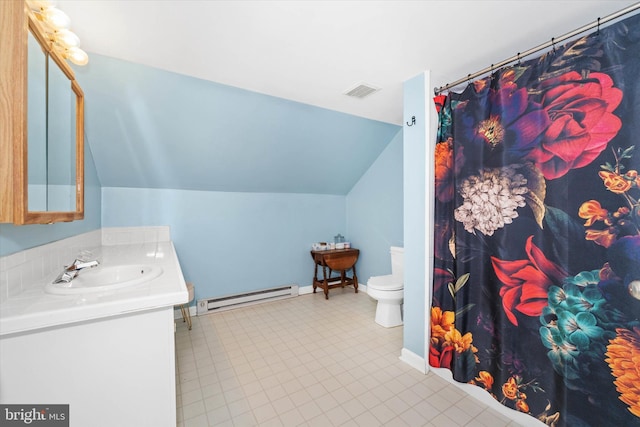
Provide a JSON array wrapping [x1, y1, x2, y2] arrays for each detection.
[[56, 0, 638, 125]]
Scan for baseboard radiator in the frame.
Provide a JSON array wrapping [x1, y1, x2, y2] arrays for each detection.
[[197, 284, 299, 315]]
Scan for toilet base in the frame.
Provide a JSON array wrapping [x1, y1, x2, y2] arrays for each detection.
[[374, 300, 403, 328]]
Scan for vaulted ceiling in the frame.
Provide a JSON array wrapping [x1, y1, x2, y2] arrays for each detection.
[[74, 53, 401, 194], [58, 1, 637, 125], [56, 1, 637, 195]]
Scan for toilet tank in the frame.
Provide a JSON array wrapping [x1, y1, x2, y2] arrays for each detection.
[[390, 246, 404, 282]]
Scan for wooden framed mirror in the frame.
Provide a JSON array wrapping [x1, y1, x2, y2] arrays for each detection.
[[0, 0, 84, 225]]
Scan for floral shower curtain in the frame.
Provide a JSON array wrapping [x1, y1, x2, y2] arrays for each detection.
[[430, 11, 640, 427]]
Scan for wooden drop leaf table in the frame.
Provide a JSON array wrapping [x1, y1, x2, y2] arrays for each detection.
[[310, 248, 359, 299]]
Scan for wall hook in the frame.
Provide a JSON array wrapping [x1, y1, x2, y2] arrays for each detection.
[[406, 116, 416, 127]]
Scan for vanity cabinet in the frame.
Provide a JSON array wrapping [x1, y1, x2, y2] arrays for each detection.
[[0, 0, 84, 224], [0, 229, 187, 426], [1, 309, 178, 427]]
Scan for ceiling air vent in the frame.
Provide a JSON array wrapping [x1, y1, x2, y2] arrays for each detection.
[[344, 83, 380, 99]]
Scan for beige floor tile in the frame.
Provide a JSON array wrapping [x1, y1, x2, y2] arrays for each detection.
[[174, 292, 522, 427], [183, 400, 206, 421], [205, 405, 231, 425], [278, 407, 306, 426], [399, 406, 432, 426], [183, 413, 208, 427]]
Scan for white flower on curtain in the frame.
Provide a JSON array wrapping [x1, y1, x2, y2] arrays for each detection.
[[454, 165, 528, 236]]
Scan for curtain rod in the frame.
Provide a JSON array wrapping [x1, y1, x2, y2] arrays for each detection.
[[434, 2, 640, 95]]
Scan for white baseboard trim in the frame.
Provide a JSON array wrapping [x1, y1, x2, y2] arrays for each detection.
[[299, 284, 367, 295], [399, 348, 427, 374], [175, 284, 367, 319], [430, 367, 545, 426], [299, 285, 314, 295]]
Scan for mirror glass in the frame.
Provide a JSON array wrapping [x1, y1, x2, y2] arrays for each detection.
[[27, 29, 47, 211], [47, 56, 77, 212], [26, 28, 78, 213]]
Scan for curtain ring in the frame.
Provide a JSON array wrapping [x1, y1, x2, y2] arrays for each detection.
[[517, 52, 521, 66], [552, 37, 556, 53], [597, 17, 601, 36]]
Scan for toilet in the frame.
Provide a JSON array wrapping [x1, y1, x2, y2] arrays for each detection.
[[366, 246, 404, 327]]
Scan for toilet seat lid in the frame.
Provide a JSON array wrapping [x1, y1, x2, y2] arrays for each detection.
[[367, 275, 403, 291]]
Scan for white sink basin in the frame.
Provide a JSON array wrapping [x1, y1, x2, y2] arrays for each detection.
[[45, 265, 163, 295]]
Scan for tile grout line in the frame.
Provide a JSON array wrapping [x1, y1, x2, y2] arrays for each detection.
[[175, 291, 516, 427]]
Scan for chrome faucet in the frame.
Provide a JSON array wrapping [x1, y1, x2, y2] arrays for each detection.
[[52, 258, 100, 284], [68, 259, 100, 271]]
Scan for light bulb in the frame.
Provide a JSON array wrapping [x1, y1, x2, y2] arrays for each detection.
[[67, 47, 88, 66], [45, 7, 70, 29], [55, 29, 80, 49], [27, 0, 57, 12], [28, 0, 88, 66]]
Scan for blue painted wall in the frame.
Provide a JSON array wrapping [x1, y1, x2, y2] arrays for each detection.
[[402, 72, 429, 358], [74, 54, 399, 195], [76, 55, 402, 307], [4, 54, 404, 324], [102, 187, 345, 302], [0, 138, 102, 256], [346, 130, 404, 285]]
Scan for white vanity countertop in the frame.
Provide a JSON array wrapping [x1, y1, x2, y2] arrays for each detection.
[[0, 241, 188, 337]]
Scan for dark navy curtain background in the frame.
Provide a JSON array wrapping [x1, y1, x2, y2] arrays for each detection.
[[431, 12, 640, 427]]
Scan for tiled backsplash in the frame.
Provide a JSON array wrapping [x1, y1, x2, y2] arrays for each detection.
[[102, 226, 170, 246], [0, 226, 170, 303]]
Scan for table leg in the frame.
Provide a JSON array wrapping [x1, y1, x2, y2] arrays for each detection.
[[313, 262, 318, 293], [352, 265, 358, 293], [322, 264, 329, 300]]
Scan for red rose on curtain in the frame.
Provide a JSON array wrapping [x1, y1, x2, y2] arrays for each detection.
[[526, 71, 623, 180], [429, 344, 454, 369], [491, 236, 567, 325]]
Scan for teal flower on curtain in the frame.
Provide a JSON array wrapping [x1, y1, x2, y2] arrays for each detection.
[[561, 273, 609, 318], [540, 281, 624, 392], [547, 285, 569, 309], [539, 324, 580, 379], [557, 310, 603, 350]]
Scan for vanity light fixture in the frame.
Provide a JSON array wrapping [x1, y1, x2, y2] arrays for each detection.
[[26, 0, 89, 65]]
